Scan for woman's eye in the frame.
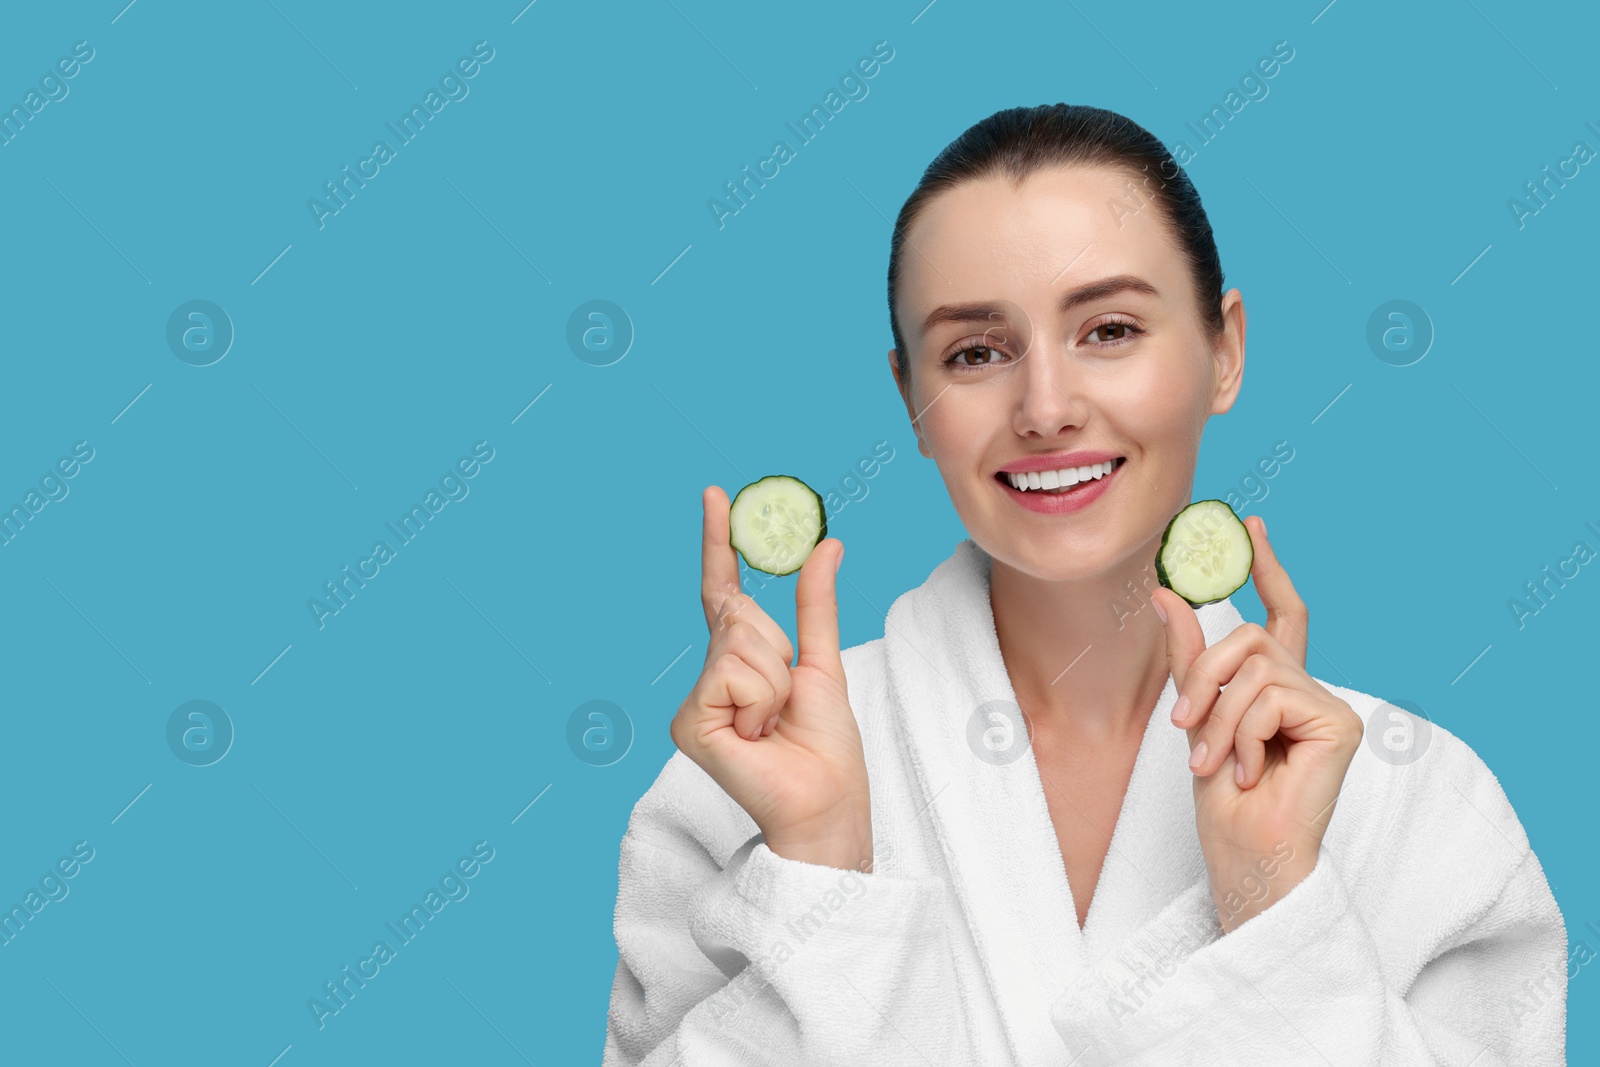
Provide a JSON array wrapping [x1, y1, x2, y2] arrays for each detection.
[[942, 344, 1008, 371], [942, 320, 1142, 371], [1086, 320, 1143, 346]]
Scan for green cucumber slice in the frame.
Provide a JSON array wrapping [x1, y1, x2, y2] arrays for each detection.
[[728, 475, 827, 576], [1155, 499, 1253, 606]]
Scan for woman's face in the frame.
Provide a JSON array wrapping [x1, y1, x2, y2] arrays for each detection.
[[889, 163, 1245, 583]]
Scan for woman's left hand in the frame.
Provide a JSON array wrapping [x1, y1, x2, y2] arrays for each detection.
[[1152, 515, 1364, 933]]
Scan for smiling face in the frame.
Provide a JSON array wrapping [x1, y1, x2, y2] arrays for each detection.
[[889, 163, 1245, 583]]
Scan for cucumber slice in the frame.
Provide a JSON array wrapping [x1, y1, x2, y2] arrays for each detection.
[[1155, 499, 1253, 606], [728, 475, 827, 576]]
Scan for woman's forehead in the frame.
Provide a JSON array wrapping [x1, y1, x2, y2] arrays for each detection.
[[900, 167, 1182, 322]]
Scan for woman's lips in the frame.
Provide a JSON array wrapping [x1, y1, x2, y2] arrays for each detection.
[[995, 457, 1125, 514]]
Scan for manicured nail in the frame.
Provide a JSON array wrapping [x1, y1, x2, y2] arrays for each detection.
[[765, 714, 778, 734], [1235, 762, 1246, 786], [1189, 740, 1208, 771], [1171, 694, 1190, 725], [1151, 596, 1167, 624]]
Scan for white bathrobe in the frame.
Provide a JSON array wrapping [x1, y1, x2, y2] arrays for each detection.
[[603, 538, 1569, 1066]]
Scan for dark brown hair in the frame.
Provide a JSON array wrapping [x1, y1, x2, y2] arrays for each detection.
[[887, 103, 1226, 383]]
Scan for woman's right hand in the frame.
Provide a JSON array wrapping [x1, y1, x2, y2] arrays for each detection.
[[670, 486, 872, 872]]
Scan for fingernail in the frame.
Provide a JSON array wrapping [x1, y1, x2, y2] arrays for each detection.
[[835, 545, 844, 574], [1259, 517, 1268, 539], [1235, 762, 1245, 786], [1189, 740, 1208, 771], [1171, 694, 1190, 725], [1151, 596, 1167, 624], [765, 714, 778, 733]]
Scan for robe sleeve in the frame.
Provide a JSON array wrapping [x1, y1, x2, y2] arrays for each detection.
[[603, 823, 971, 1066], [1046, 841, 1568, 1065]]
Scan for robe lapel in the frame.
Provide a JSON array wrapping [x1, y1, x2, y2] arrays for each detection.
[[882, 538, 1249, 1066]]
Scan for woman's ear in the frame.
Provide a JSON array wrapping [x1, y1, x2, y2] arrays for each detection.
[[888, 348, 931, 457], [888, 346, 907, 400], [1209, 289, 1246, 416]]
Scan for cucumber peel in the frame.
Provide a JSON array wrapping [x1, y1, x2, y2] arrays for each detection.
[[1154, 499, 1253, 607], [728, 475, 827, 576]]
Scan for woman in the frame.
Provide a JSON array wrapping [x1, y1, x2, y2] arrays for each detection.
[[603, 104, 1568, 1066]]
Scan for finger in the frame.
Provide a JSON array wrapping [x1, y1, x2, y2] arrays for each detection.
[[1233, 688, 1289, 789], [1190, 652, 1277, 776], [720, 619, 794, 734], [795, 537, 846, 679], [700, 652, 778, 743], [1151, 586, 1206, 696], [713, 590, 796, 667], [1169, 621, 1298, 730], [1246, 516, 1308, 665], [701, 486, 742, 633]]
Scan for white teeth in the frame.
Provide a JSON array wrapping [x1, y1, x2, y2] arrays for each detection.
[[1006, 459, 1119, 491]]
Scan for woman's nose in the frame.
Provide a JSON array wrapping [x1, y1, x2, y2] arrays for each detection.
[[1011, 333, 1088, 438]]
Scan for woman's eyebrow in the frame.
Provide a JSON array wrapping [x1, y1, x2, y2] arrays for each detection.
[[919, 274, 1161, 337]]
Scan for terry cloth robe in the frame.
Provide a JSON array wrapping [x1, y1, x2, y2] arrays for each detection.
[[603, 537, 1569, 1066]]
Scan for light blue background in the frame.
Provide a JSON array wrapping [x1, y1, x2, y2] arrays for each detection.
[[0, 0, 1593, 1062]]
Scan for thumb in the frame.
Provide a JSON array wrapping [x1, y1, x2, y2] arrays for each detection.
[[795, 538, 845, 678], [1151, 586, 1205, 694]]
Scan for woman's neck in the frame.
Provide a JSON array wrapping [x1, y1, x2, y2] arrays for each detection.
[[988, 544, 1173, 742]]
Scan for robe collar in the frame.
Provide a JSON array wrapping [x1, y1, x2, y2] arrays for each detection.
[[881, 537, 1249, 1066]]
